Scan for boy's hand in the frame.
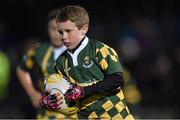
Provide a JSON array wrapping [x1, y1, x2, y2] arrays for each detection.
[[40, 90, 63, 110], [65, 85, 85, 101]]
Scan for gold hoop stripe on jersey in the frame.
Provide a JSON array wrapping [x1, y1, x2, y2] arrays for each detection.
[[42, 46, 53, 76]]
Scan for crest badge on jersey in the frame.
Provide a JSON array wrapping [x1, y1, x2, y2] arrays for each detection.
[[83, 56, 93, 68]]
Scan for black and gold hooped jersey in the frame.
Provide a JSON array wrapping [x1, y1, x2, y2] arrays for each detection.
[[55, 37, 134, 119]]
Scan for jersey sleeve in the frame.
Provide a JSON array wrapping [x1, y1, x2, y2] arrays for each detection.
[[18, 47, 36, 72], [95, 42, 123, 75]]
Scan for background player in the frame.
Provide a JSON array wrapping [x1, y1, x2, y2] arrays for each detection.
[[16, 9, 66, 119]]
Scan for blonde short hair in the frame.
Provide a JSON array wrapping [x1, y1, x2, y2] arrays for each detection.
[[56, 5, 89, 29]]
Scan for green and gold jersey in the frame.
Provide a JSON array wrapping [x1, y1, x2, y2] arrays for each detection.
[[19, 42, 66, 92], [55, 37, 134, 119]]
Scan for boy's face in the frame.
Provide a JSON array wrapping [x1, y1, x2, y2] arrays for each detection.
[[57, 20, 88, 50], [48, 19, 63, 48]]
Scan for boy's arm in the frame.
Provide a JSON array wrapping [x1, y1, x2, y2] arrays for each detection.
[[65, 73, 124, 100], [16, 66, 42, 108], [84, 73, 124, 96]]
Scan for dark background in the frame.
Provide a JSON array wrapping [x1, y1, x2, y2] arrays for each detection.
[[0, 0, 180, 118]]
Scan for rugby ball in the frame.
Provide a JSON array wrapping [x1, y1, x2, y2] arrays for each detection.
[[45, 73, 79, 115]]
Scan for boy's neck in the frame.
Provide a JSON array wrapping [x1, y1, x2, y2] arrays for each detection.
[[68, 36, 86, 53]]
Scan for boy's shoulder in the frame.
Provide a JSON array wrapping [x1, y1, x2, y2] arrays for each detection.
[[88, 38, 109, 49], [88, 38, 101, 44], [88, 38, 103, 47], [36, 42, 51, 51], [28, 42, 51, 58], [32, 42, 51, 55]]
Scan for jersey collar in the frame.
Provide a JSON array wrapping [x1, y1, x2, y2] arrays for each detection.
[[68, 36, 87, 54], [67, 36, 89, 57]]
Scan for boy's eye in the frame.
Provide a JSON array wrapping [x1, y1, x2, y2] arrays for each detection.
[[66, 30, 71, 33], [58, 30, 63, 35]]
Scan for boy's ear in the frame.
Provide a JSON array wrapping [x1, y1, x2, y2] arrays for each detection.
[[81, 24, 89, 35]]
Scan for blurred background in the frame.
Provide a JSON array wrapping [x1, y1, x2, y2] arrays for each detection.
[[0, 0, 180, 118]]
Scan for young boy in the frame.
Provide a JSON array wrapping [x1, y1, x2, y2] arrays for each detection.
[[41, 5, 134, 119]]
